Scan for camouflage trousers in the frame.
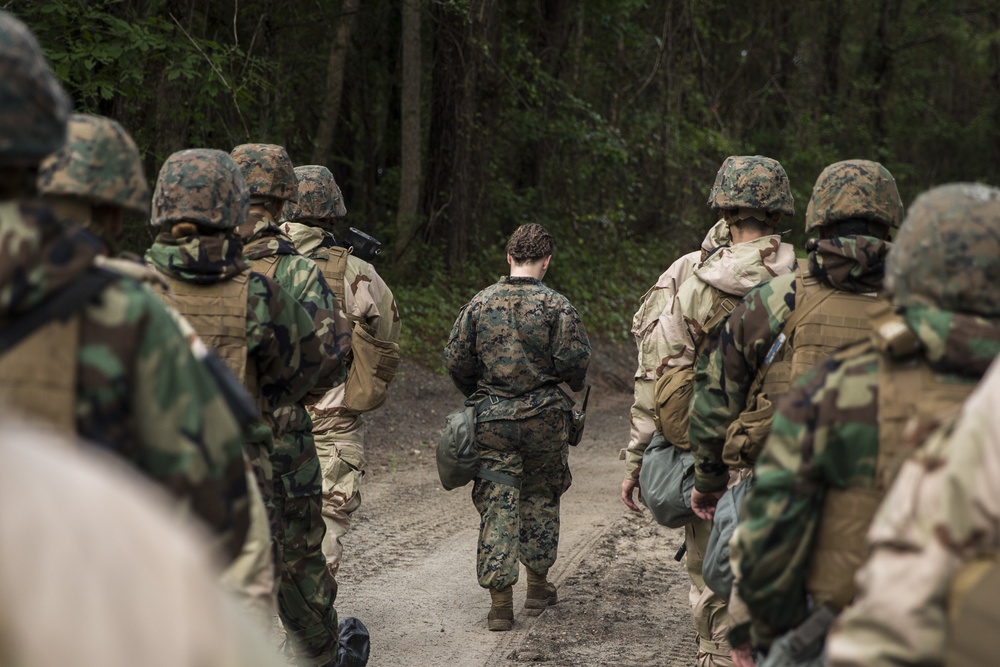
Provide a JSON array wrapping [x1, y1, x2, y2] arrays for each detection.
[[687, 517, 734, 667], [271, 423, 339, 666], [472, 410, 572, 591], [313, 414, 365, 578]]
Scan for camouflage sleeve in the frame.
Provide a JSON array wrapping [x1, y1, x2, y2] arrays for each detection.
[[621, 377, 656, 479], [828, 360, 1000, 667], [551, 296, 591, 391], [246, 273, 322, 410], [87, 280, 250, 562], [274, 255, 350, 392], [689, 274, 795, 492], [736, 354, 880, 649], [444, 300, 482, 397], [348, 259, 401, 343]]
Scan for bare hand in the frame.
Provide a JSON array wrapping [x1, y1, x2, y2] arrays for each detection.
[[691, 487, 726, 520], [731, 644, 755, 667], [621, 477, 643, 512]]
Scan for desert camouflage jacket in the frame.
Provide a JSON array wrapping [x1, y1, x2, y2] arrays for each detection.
[[146, 232, 321, 413], [444, 275, 591, 421], [0, 200, 249, 561], [239, 207, 350, 437], [621, 220, 795, 478], [733, 305, 1000, 649], [826, 356, 1000, 667], [283, 222, 401, 429], [689, 235, 892, 492]]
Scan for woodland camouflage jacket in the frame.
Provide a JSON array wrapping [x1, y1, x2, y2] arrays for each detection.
[[0, 200, 250, 561], [689, 235, 892, 492], [733, 305, 1000, 649]]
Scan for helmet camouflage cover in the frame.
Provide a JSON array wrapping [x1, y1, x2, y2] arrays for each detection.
[[229, 143, 298, 202], [887, 182, 1000, 317], [805, 159, 903, 233], [281, 165, 346, 224], [0, 11, 71, 166], [37, 113, 150, 215], [151, 148, 249, 230], [707, 155, 794, 216]]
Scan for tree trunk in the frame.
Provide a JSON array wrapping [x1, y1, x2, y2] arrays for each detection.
[[396, 0, 422, 259], [311, 0, 359, 164]]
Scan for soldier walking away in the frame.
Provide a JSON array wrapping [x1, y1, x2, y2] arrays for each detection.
[[621, 155, 796, 666], [444, 223, 591, 631], [0, 10, 250, 563], [280, 165, 402, 577], [818, 184, 1000, 667], [230, 143, 360, 667], [734, 183, 1000, 666]]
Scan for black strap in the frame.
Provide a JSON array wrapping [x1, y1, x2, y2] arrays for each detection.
[[0, 269, 115, 356], [477, 469, 521, 490]]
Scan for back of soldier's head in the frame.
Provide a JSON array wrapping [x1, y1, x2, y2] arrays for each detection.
[[707, 155, 794, 234], [36, 113, 149, 217], [506, 223, 554, 264], [151, 149, 249, 236], [805, 160, 903, 239], [0, 11, 71, 197], [229, 143, 297, 206], [281, 165, 346, 228], [887, 183, 1000, 317]]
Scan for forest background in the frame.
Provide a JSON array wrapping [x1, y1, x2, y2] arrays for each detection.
[[13, 0, 1000, 367]]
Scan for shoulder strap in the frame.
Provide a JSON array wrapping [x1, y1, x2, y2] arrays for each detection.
[[746, 262, 836, 400], [0, 268, 115, 356], [694, 287, 738, 359]]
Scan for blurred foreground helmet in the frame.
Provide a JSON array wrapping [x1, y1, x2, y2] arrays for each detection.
[[887, 183, 1000, 317], [37, 113, 149, 215], [151, 149, 249, 230], [707, 155, 794, 216], [0, 11, 71, 166], [281, 165, 346, 224], [230, 143, 297, 202], [805, 159, 903, 233]]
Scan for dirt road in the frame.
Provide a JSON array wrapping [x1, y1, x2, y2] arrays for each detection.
[[336, 353, 698, 666]]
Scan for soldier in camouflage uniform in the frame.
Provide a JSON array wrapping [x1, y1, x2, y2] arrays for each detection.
[[733, 183, 1000, 664], [35, 115, 278, 616], [689, 160, 903, 519], [444, 223, 591, 631], [0, 11, 250, 563], [280, 165, 401, 577], [231, 143, 350, 666], [621, 156, 796, 666]]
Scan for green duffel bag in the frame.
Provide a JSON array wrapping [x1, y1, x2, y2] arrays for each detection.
[[639, 431, 696, 529], [704, 474, 754, 601], [436, 402, 520, 491]]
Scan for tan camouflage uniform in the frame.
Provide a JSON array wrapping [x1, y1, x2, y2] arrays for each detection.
[[281, 165, 401, 577]]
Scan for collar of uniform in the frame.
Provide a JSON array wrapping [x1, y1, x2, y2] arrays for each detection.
[[503, 275, 541, 285]]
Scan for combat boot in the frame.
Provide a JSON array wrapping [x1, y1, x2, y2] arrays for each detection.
[[487, 586, 514, 631], [524, 568, 557, 615]]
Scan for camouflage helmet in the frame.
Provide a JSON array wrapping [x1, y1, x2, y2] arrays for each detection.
[[0, 11, 72, 167], [804, 160, 903, 233], [229, 143, 298, 202], [150, 149, 249, 230], [281, 165, 346, 224], [37, 113, 150, 215], [887, 183, 1000, 317], [707, 155, 794, 216]]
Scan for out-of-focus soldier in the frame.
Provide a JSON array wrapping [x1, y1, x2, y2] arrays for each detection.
[[734, 183, 1000, 665], [0, 10, 249, 562], [36, 114, 276, 617], [444, 223, 591, 631], [231, 143, 351, 667], [281, 165, 401, 577], [0, 415, 289, 667], [620, 155, 796, 666], [145, 148, 329, 623]]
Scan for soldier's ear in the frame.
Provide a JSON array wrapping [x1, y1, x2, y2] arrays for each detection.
[[507, 253, 514, 266]]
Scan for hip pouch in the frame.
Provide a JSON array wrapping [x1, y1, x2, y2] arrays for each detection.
[[343, 321, 401, 413], [722, 392, 775, 468]]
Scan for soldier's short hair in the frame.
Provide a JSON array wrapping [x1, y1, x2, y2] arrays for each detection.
[[506, 223, 554, 263]]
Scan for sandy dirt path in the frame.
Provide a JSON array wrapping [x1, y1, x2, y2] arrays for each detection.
[[337, 365, 698, 666]]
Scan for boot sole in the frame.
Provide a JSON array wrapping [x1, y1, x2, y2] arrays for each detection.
[[488, 619, 513, 631], [523, 596, 557, 616]]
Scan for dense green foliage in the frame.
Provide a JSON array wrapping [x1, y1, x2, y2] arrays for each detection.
[[13, 0, 1000, 367]]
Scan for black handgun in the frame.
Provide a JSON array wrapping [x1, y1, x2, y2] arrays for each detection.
[[342, 227, 383, 262]]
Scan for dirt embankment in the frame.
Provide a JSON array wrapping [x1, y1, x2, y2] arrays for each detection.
[[338, 340, 697, 666]]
